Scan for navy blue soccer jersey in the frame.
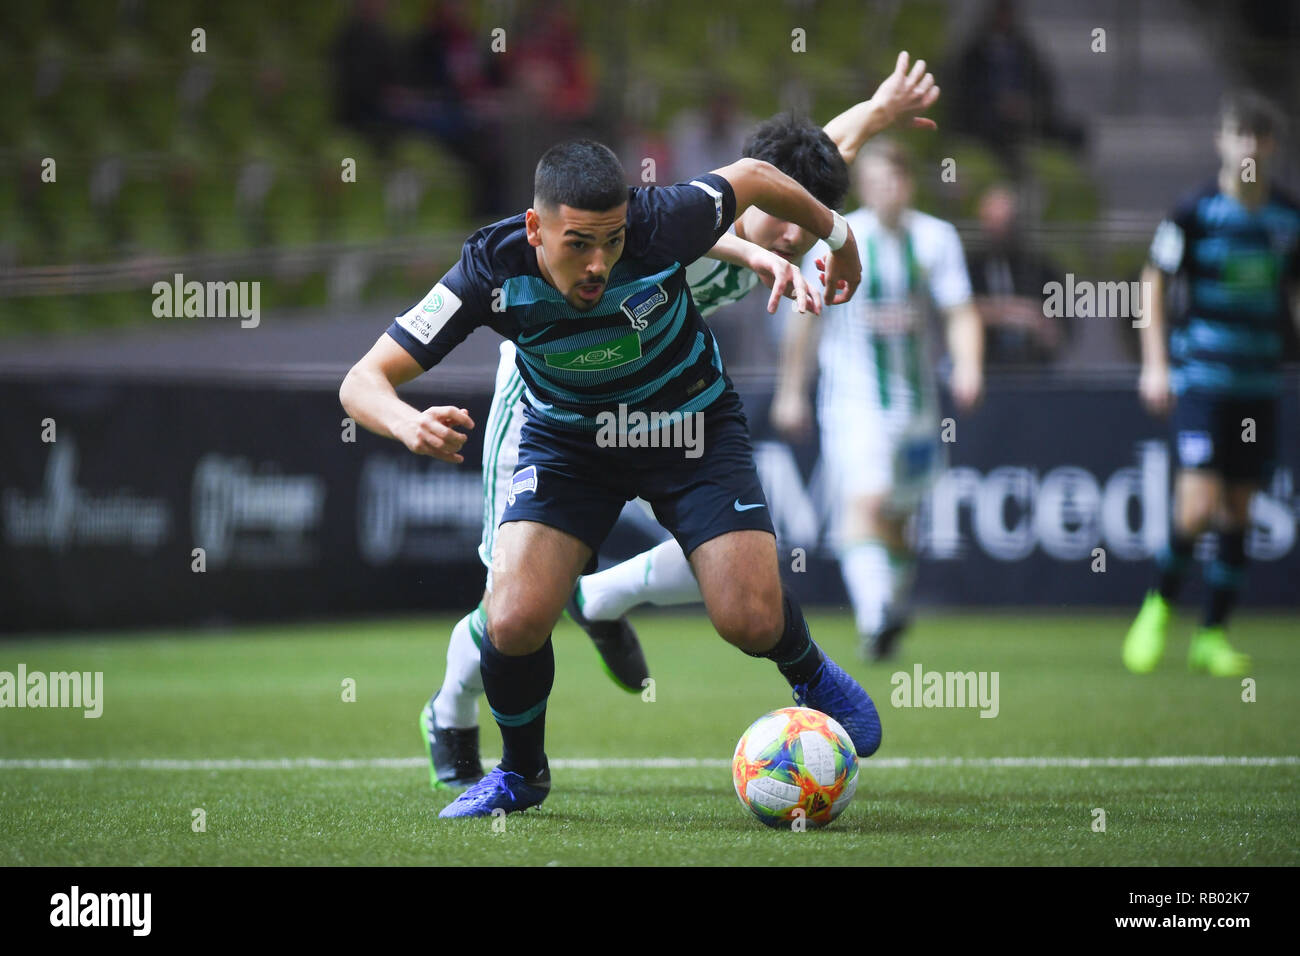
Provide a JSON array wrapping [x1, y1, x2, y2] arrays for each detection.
[[1149, 181, 1300, 398], [386, 173, 738, 430]]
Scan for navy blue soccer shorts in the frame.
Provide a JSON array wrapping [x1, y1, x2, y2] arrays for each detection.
[[1171, 391, 1278, 484], [499, 388, 773, 558]]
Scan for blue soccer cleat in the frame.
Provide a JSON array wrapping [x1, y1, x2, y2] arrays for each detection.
[[437, 764, 551, 818], [792, 656, 882, 757]]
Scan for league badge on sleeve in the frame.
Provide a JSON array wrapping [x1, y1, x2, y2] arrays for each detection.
[[397, 282, 462, 345]]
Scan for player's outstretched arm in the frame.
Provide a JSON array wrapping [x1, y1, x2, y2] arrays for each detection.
[[704, 232, 822, 315], [712, 157, 861, 304], [339, 334, 475, 463], [823, 50, 940, 166]]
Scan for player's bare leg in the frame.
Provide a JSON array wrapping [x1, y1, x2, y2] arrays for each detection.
[[439, 521, 589, 818], [838, 492, 915, 661], [690, 530, 882, 756], [486, 520, 590, 655], [690, 530, 785, 652]]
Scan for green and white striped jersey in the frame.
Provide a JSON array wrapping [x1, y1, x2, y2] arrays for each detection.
[[685, 251, 760, 318], [802, 207, 971, 414]]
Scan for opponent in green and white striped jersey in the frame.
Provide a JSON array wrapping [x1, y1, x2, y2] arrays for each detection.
[[804, 206, 971, 418], [685, 240, 761, 318]]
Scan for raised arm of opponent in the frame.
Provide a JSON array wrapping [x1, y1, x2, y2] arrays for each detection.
[[822, 51, 940, 166]]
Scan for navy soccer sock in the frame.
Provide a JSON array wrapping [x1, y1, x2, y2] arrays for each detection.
[[747, 591, 824, 686], [1156, 528, 1196, 602], [1203, 529, 1246, 628], [478, 631, 553, 778]]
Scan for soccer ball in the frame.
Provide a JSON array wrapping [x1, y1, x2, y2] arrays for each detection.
[[732, 706, 858, 828]]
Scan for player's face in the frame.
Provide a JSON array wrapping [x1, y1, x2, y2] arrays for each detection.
[[526, 202, 628, 311], [737, 207, 819, 262], [1216, 119, 1274, 174], [858, 156, 912, 225]]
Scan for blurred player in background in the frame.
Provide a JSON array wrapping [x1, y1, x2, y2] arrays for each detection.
[[772, 138, 984, 662], [1123, 92, 1300, 676], [421, 55, 942, 791]]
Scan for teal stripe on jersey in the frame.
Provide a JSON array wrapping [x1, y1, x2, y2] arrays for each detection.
[[523, 325, 713, 410], [1191, 236, 1246, 268], [1177, 320, 1282, 358], [514, 295, 689, 390], [1172, 362, 1280, 396], [1190, 278, 1280, 316]]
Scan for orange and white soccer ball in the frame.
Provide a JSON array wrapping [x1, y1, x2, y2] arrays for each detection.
[[732, 706, 859, 828]]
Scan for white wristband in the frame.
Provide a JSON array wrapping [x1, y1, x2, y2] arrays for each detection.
[[825, 210, 848, 251]]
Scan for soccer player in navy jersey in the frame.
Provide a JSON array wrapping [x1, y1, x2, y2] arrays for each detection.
[[1124, 92, 1300, 676], [415, 53, 942, 792], [341, 139, 882, 816]]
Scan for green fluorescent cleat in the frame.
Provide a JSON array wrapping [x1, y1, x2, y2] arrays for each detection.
[[1188, 628, 1252, 676], [1123, 590, 1170, 674], [565, 588, 650, 694]]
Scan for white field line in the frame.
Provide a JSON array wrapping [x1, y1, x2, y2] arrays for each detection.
[[0, 755, 1297, 771]]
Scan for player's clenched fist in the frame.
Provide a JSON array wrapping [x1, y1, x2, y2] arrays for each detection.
[[399, 405, 475, 463]]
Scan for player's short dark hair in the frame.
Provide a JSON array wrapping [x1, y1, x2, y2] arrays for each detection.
[[534, 139, 628, 212], [743, 113, 850, 211], [1219, 90, 1284, 139]]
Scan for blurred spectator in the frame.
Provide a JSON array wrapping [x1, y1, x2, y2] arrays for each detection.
[[668, 87, 753, 182], [948, 0, 1084, 170], [403, 0, 509, 216], [506, 2, 595, 124], [968, 184, 1067, 364], [494, 1, 602, 212], [331, 0, 402, 152]]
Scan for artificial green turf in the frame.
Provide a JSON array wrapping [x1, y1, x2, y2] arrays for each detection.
[[1, 612, 1297, 865]]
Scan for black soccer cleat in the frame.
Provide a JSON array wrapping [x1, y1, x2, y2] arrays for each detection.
[[420, 696, 485, 791], [565, 589, 650, 694], [862, 617, 909, 663]]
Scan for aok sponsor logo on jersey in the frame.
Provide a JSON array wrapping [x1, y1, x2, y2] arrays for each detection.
[[543, 330, 643, 371]]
